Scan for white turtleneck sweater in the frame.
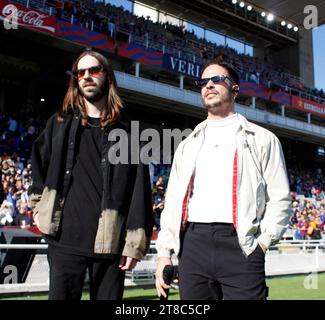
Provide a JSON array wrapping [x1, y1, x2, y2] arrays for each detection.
[[187, 113, 240, 223]]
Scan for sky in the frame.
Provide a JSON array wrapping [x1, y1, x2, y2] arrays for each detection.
[[313, 24, 325, 91]]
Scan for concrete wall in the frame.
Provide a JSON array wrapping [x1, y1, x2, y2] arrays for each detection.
[[298, 28, 315, 88]]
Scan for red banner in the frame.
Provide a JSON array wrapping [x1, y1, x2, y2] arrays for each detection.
[[0, 0, 55, 34], [291, 95, 325, 118]]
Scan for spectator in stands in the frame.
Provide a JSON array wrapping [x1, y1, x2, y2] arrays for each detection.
[[2, 180, 9, 195], [320, 209, 325, 227], [309, 212, 322, 239], [20, 183, 30, 207], [314, 215, 323, 238], [29, 49, 153, 300], [56, 0, 64, 19], [22, 168, 32, 187], [289, 189, 325, 240], [27, 118, 37, 137], [26, 161, 32, 174], [14, 178, 24, 200], [108, 16, 116, 38], [249, 70, 259, 84], [5, 185, 17, 216], [0, 177, 4, 204], [14, 156, 24, 171], [0, 200, 14, 226], [153, 196, 164, 231], [1, 148, 34, 229], [155, 176, 165, 197], [156, 59, 291, 300], [1, 159, 10, 176], [14, 203, 32, 229], [7, 114, 18, 135], [64, 0, 74, 16]]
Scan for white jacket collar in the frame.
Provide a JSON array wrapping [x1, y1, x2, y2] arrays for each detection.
[[190, 113, 256, 138]]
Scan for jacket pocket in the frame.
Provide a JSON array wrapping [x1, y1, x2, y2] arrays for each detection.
[[256, 181, 266, 221], [34, 187, 61, 235]]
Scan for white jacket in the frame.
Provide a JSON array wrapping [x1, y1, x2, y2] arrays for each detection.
[[156, 114, 291, 257]]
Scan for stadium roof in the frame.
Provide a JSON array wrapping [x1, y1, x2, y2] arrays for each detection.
[[139, 0, 324, 49], [251, 0, 325, 27]]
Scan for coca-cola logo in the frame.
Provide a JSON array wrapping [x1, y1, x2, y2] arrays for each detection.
[[1, 4, 55, 32]]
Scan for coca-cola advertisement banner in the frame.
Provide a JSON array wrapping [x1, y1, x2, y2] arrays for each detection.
[[0, 0, 55, 34]]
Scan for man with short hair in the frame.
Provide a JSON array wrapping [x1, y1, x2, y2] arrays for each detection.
[[14, 156, 24, 171], [29, 50, 153, 300], [155, 59, 291, 300]]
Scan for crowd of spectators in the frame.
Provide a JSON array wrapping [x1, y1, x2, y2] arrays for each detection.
[[0, 112, 173, 231], [287, 166, 325, 240], [1, 111, 324, 241], [0, 113, 42, 229], [288, 166, 325, 200], [0, 154, 34, 228], [290, 198, 325, 241], [148, 163, 325, 240], [2, 2, 325, 238], [37, 0, 325, 104], [0, 113, 40, 161], [149, 162, 171, 231]]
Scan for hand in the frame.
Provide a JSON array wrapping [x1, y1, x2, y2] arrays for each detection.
[[119, 256, 138, 271], [155, 257, 172, 298]]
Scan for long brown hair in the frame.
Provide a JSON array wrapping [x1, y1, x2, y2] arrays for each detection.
[[57, 50, 123, 128]]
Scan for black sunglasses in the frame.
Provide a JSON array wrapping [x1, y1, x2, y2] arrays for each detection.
[[73, 65, 104, 80], [195, 75, 234, 87]]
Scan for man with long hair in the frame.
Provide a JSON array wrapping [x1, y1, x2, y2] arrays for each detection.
[[29, 49, 153, 300]]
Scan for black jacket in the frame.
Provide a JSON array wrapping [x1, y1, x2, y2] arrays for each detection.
[[29, 111, 153, 260]]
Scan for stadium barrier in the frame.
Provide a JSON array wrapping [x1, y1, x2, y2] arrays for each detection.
[[1, 239, 325, 295], [266, 240, 325, 276]]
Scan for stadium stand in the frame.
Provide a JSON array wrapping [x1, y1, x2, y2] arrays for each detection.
[[16, 0, 324, 104], [1, 0, 325, 295], [1, 0, 325, 237], [6, 0, 325, 105]]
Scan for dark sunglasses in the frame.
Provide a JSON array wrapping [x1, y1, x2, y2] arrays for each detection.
[[74, 65, 105, 80], [195, 75, 234, 87]]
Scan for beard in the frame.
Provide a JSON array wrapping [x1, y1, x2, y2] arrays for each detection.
[[79, 81, 106, 103], [203, 91, 232, 114]]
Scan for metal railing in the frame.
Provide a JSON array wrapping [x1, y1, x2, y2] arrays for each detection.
[[0, 244, 48, 249], [1, 239, 325, 252], [1, 239, 325, 292]]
